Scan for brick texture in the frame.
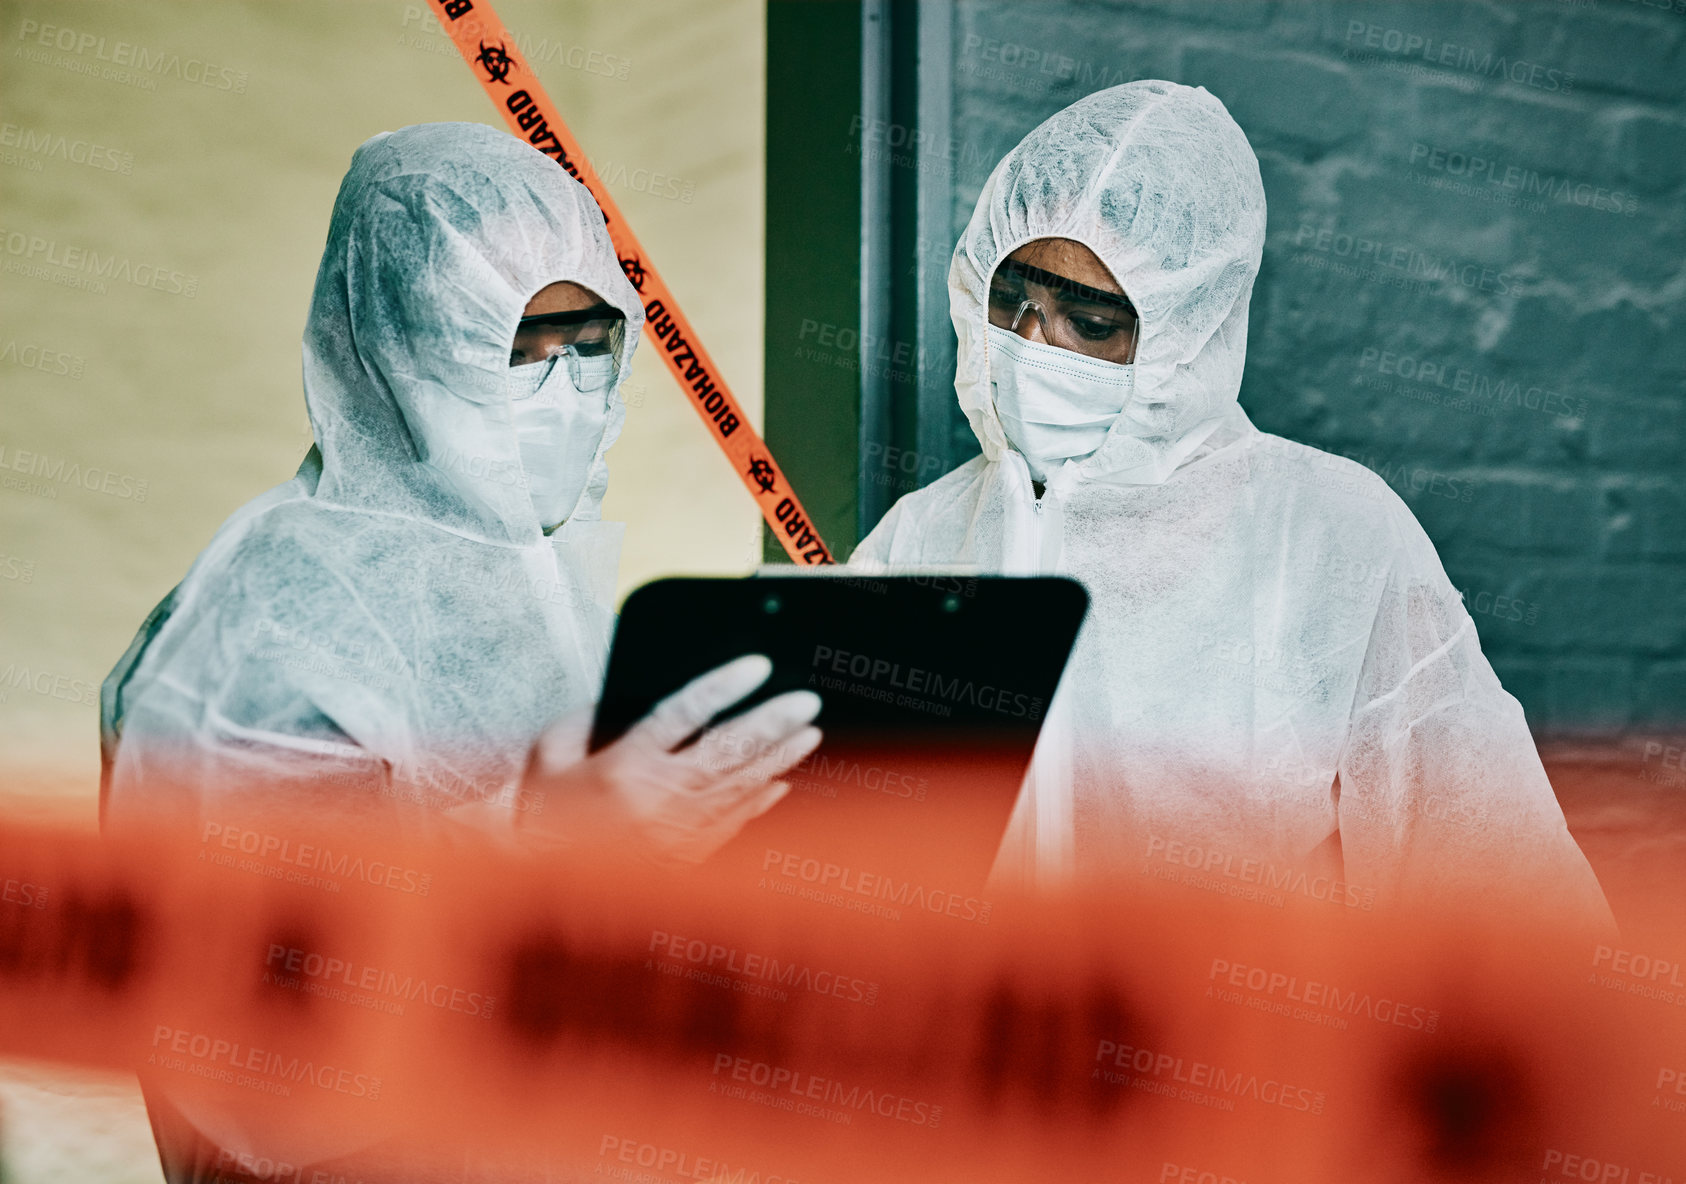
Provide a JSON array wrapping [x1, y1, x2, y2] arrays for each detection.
[[950, 0, 1685, 734]]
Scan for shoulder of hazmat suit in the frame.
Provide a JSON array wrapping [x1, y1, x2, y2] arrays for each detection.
[[852, 81, 1613, 934], [99, 121, 645, 832]]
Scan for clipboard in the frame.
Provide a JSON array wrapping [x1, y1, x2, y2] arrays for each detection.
[[591, 575, 1088, 892]]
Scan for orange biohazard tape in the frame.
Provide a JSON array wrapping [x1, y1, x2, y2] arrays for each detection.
[[4, 808, 1685, 1181], [425, 0, 833, 565]]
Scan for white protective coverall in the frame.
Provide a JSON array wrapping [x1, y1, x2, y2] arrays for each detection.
[[97, 123, 642, 1175], [852, 82, 1613, 931], [101, 122, 641, 827]]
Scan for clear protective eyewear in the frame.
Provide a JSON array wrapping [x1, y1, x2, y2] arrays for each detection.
[[987, 257, 1139, 364], [509, 305, 626, 392]]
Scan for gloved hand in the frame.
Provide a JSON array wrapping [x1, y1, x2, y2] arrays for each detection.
[[520, 655, 822, 865]]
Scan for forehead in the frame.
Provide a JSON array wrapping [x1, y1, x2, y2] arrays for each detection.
[[1001, 238, 1124, 297], [522, 280, 609, 318]]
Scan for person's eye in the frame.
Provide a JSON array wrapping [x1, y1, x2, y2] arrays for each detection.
[[1068, 315, 1124, 340]]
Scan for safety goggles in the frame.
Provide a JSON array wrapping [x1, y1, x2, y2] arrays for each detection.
[[510, 305, 627, 391], [987, 258, 1139, 364]]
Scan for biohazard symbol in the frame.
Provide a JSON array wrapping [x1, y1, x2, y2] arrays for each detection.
[[619, 256, 647, 291], [475, 41, 516, 84], [746, 456, 777, 494]]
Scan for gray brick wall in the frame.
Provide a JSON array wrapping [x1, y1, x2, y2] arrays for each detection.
[[946, 0, 1686, 735]]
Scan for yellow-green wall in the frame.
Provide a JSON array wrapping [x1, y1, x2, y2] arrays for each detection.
[[0, 0, 767, 822]]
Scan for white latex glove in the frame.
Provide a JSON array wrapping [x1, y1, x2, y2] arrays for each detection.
[[520, 655, 822, 865]]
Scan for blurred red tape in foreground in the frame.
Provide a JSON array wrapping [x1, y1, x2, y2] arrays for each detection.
[[3, 812, 1684, 1183]]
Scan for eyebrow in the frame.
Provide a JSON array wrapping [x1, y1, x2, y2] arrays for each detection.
[[996, 259, 1135, 312], [516, 303, 624, 329]]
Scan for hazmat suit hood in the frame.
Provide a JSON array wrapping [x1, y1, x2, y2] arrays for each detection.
[[953, 79, 1266, 488], [305, 120, 643, 540]]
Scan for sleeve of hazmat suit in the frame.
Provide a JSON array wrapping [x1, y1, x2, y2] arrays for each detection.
[[852, 82, 1612, 934], [1333, 506, 1615, 933]]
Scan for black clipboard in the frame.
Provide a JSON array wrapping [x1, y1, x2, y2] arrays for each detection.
[[591, 575, 1088, 892]]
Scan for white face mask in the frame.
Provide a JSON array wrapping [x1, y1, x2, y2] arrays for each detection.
[[507, 353, 614, 531], [986, 324, 1135, 483]]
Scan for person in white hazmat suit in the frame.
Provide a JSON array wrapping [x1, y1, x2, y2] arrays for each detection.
[[852, 81, 1613, 932], [99, 123, 820, 1181]]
